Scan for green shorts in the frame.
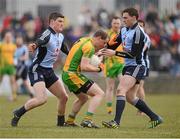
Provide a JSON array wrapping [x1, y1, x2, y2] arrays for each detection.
[[105, 63, 124, 78], [62, 71, 94, 94], [0, 65, 16, 76]]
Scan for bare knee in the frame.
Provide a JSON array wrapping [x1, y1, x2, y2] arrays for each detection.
[[116, 88, 127, 96], [59, 94, 68, 103], [36, 95, 47, 105], [126, 95, 133, 104]]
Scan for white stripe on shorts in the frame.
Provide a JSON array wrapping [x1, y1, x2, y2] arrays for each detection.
[[32, 64, 38, 80], [132, 65, 141, 77]]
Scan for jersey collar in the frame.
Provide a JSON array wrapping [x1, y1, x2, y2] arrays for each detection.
[[126, 22, 138, 30], [48, 26, 56, 34]]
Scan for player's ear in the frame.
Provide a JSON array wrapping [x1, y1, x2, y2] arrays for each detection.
[[49, 19, 55, 25]]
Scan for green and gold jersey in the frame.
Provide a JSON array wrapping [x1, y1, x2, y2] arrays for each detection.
[[0, 42, 16, 66], [63, 37, 95, 72], [106, 29, 124, 64], [104, 29, 124, 78]]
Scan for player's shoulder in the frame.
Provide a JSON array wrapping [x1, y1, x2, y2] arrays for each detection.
[[80, 37, 89, 41], [120, 27, 127, 33], [42, 28, 51, 36], [107, 29, 113, 34], [39, 28, 52, 40], [81, 37, 94, 50]]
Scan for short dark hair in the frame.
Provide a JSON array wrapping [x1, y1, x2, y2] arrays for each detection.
[[138, 19, 145, 27], [93, 29, 108, 40], [48, 12, 64, 23], [111, 16, 120, 22], [112, 16, 120, 20], [122, 8, 139, 19]]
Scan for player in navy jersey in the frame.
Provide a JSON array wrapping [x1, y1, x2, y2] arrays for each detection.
[[11, 12, 69, 127], [101, 8, 163, 129]]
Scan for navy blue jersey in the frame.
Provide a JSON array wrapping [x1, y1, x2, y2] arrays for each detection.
[[33, 27, 65, 68], [108, 23, 146, 66]]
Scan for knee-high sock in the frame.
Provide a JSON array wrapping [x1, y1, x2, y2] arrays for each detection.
[[114, 96, 126, 125], [133, 98, 158, 120]]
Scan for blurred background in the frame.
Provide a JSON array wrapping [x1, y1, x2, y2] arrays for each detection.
[[0, 0, 180, 96]]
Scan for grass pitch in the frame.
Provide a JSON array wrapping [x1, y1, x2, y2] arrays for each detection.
[[0, 93, 180, 138]]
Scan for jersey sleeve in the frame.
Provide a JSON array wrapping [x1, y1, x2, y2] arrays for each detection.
[[82, 45, 95, 58], [35, 29, 51, 47], [61, 41, 69, 55]]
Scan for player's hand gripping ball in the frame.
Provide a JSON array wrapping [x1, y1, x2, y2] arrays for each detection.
[[90, 55, 102, 67]]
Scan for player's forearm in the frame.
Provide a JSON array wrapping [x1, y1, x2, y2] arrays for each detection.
[[115, 51, 134, 58], [81, 64, 100, 72]]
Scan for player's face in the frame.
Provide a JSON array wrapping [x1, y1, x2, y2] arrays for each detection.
[[4, 32, 13, 43], [53, 17, 64, 33], [122, 12, 136, 27], [111, 19, 121, 32], [16, 37, 23, 46], [95, 37, 109, 51]]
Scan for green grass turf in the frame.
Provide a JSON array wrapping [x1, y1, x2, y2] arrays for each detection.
[[0, 93, 180, 138]]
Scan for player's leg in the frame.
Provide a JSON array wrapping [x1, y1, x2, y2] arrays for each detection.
[[9, 75, 17, 101], [102, 74, 136, 128], [47, 79, 68, 126], [80, 82, 104, 128], [137, 80, 145, 100], [6, 65, 17, 101], [105, 77, 115, 114], [126, 84, 139, 104], [62, 72, 92, 126], [65, 93, 88, 126], [126, 66, 163, 128], [11, 66, 48, 127], [114, 75, 136, 125], [11, 81, 47, 126], [127, 84, 163, 128], [136, 80, 145, 115]]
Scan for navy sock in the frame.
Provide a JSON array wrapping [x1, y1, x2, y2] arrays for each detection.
[[15, 106, 27, 117], [134, 98, 158, 120], [57, 115, 65, 126], [114, 96, 126, 125]]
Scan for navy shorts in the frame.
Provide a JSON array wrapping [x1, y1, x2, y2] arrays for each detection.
[[16, 65, 28, 80], [122, 65, 146, 83], [28, 64, 58, 88]]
